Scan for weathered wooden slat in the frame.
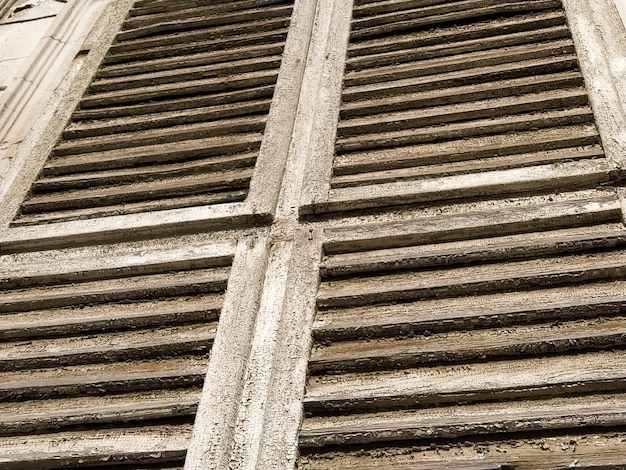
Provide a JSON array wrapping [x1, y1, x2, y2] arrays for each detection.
[[322, 223, 626, 276], [104, 29, 288, 65], [345, 40, 575, 87], [0, 425, 191, 469], [322, 159, 611, 214], [44, 135, 262, 175], [318, 249, 626, 307], [342, 55, 578, 101], [0, 357, 208, 400], [124, 0, 288, 29], [0, 322, 218, 371], [0, 295, 223, 340], [336, 107, 594, 153], [299, 432, 626, 469], [116, 5, 293, 42], [300, 393, 626, 447], [322, 196, 621, 253], [23, 168, 253, 212], [12, 191, 248, 226], [313, 281, 626, 341], [337, 88, 588, 137], [332, 146, 604, 187], [98, 42, 285, 79], [348, 25, 569, 71], [90, 55, 282, 93], [340, 71, 584, 118], [351, 0, 561, 39], [109, 16, 290, 53], [348, 9, 566, 55], [79, 69, 278, 108], [73, 85, 274, 121], [0, 267, 230, 313], [36, 154, 256, 192], [54, 117, 266, 156], [305, 350, 626, 411], [0, 388, 200, 436], [65, 101, 270, 140], [334, 124, 599, 174], [310, 316, 626, 372]]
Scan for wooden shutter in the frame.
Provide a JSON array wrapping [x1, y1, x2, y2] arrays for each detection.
[[0, 241, 234, 468], [298, 1, 626, 468], [301, 0, 621, 214], [12, 0, 293, 226]]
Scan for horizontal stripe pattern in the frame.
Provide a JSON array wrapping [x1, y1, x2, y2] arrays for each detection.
[[12, 0, 293, 226], [300, 194, 626, 467], [0, 243, 232, 467]]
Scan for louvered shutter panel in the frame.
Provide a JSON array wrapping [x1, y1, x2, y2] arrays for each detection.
[[301, 0, 619, 214], [12, 0, 293, 226], [297, 1, 626, 468], [0, 241, 234, 467]]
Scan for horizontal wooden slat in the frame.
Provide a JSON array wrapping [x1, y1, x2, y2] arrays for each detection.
[[0, 295, 223, 340], [0, 322, 218, 371], [305, 350, 626, 412], [322, 160, 612, 214], [310, 316, 626, 372], [350, 0, 561, 39], [22, 168, 253, 213], [300, 393, 626, 447], [318, 249, 626, 308], [314, 281, 626, 341], [322, 223, 626, 276], [0, 425, 191, 469], [299, 432, 626, 469], [0, 388, 200, 436], [0, 356, 208, 400], [0, 267, 230, 313], [340, 71, 584, 118], [348, 9, 566, 55], [337, 88, 588, 137], [332, 146, 604, 187], [334, 124, 599, 174], [322, 196, 621, 253], [64, 100, 271, 139], [342, 54, 578, 101], [345, 39, 574, 88]]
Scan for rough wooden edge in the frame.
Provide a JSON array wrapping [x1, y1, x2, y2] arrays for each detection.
[[297, 0, 353, 213], [244, 0, 317, 215], [184, 235, 270, 470], [0, 0, 130, 221], [225, 226, 323, 470], [562, 0, 626, 170]]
